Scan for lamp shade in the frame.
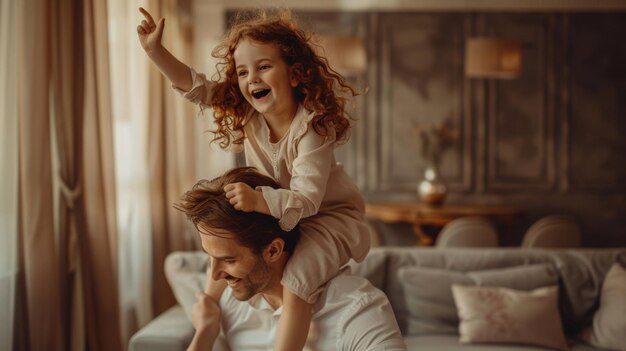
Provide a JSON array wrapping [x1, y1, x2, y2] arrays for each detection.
[[316, 36, 367, 76], [465, 38, 522, 79]]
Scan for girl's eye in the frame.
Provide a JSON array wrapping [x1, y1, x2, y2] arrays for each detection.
[[259, 65, 270, 71], [237, 70, 247, 77]]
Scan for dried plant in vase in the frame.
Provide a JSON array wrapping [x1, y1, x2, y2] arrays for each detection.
[[414, 122, 458, 205]]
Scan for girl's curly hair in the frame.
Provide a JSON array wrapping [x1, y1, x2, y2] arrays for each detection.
[[209, 9, 362, 150]]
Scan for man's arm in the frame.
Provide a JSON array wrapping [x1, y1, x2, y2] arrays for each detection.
[[187, 292, 222, 351], [137, 7, 192, 91]]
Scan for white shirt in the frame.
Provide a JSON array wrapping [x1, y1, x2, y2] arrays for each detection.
[[212, 270, 407, 351]]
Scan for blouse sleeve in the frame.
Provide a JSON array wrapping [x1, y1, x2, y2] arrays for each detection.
[[172, 67, 216, 109], [258, 125, 335, 231]]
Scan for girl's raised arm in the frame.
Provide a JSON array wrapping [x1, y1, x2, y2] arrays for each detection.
[[137, 7, 192, 91]]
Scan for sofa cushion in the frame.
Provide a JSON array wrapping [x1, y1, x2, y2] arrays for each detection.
[[452, 285, 569, 351], [128, 306, 194, 351], [348, 247, 388, 290], [397, 264, 558, 335], [404, 335, 601, 351], [164, 251, 208, 321], [581, 262, 626, 350], [382, 247, 626, 336]]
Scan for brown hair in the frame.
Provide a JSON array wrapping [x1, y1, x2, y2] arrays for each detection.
[[209, 9, 361, 149], [174, 167, 300, 254]]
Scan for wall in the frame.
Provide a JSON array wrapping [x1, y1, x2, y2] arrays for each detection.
[[295, 11, 626, 246]]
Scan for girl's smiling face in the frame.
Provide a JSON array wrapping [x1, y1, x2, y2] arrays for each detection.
[[233, 38, 299, 121]]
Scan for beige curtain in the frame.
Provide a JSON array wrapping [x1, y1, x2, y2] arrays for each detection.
[[14, 0, 122, 349], [16, 0, 64, 349], [1, 0, 19, 350], [77, 0, 123, 349], [146, 0, 200, 316]]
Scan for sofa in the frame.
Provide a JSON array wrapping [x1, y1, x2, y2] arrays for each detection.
[[129, 247, 626, 351]]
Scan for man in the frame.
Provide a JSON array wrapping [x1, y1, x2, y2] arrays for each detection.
[[174, 167, 406, 351]]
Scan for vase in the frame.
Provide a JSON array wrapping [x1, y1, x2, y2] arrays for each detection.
[[417, 163, 447, 206]]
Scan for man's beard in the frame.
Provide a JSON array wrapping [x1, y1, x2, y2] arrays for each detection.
[[230, 255, 271, 301]]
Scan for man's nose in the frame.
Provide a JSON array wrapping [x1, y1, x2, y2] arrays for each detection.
[[210, 258, 224, 281]]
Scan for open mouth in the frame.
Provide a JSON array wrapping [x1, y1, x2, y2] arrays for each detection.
[[251, 89, 271, 99]]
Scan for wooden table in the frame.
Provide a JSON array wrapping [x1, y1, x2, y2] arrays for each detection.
[[365, 201, 527, 245]]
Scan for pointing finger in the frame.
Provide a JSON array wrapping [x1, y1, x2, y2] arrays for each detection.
[[139, 7, 156, 26]]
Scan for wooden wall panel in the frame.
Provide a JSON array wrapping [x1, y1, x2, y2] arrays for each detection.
[[481, 14, 558, 192], [568, 13, 626, 192], [378, 13, 471, 193]]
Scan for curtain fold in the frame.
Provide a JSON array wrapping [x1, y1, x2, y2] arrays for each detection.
[[1, 0, 18, 349], [16, 0, 64, 350], [50, 0, 82, 348], [80, 0, 123, 349]]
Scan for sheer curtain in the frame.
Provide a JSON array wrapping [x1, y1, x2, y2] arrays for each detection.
[[0, 0, 18, 349], [108, 0, 155, 339]]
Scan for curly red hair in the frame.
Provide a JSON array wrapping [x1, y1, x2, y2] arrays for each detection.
[[209, 9, 361, 150]]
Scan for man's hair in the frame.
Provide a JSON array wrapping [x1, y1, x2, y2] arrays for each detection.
[[209, 9, 360, 150], [174, 167, 300, 254]]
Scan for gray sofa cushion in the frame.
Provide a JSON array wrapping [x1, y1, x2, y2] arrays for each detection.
[[362, 247, 625, 336], [128, 306, 194, 351], [398, 264, 558, 335], [403, 335, 608, 351]]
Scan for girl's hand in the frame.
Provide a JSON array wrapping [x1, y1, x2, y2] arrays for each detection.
[[137, 7, 165, 54], [224, 182, 267, 213]]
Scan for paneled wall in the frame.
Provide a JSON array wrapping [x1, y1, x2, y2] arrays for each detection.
[[294, 11, 626, 246]]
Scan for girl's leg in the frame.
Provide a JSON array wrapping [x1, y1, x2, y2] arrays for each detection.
[[205, 266, 227, 303], [275, 288, 312, 351]]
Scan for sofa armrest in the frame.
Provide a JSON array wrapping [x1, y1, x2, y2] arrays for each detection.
[[129, 306, 194, 351]]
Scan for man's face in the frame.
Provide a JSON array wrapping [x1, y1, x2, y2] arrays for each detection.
[[200, 227, 271, 301]]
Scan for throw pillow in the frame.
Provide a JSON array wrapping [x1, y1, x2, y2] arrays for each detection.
[[581, 262, 626, 351], [452, 284, 569, 351], [164, 251, 209, 321], [397, 264, 558, 335]]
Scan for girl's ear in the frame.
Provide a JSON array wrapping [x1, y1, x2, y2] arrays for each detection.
[[264, 238, 285, 263], [289, 63, 302, 87]]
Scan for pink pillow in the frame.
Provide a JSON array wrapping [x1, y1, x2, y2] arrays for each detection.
[[452, 284, 569, 351]]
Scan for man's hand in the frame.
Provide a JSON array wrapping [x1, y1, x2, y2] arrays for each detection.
[[224, 182, 270, 214], [187, 291, 221, 351], [137, 7, 165, 54]]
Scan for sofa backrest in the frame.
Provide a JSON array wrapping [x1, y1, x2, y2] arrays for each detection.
[[350, 247, 626, 336]]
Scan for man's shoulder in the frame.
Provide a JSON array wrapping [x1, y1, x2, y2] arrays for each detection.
[[317, 270, 387, 309]]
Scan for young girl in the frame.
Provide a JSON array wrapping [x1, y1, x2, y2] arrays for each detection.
[[137, 8, 371, 350]]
